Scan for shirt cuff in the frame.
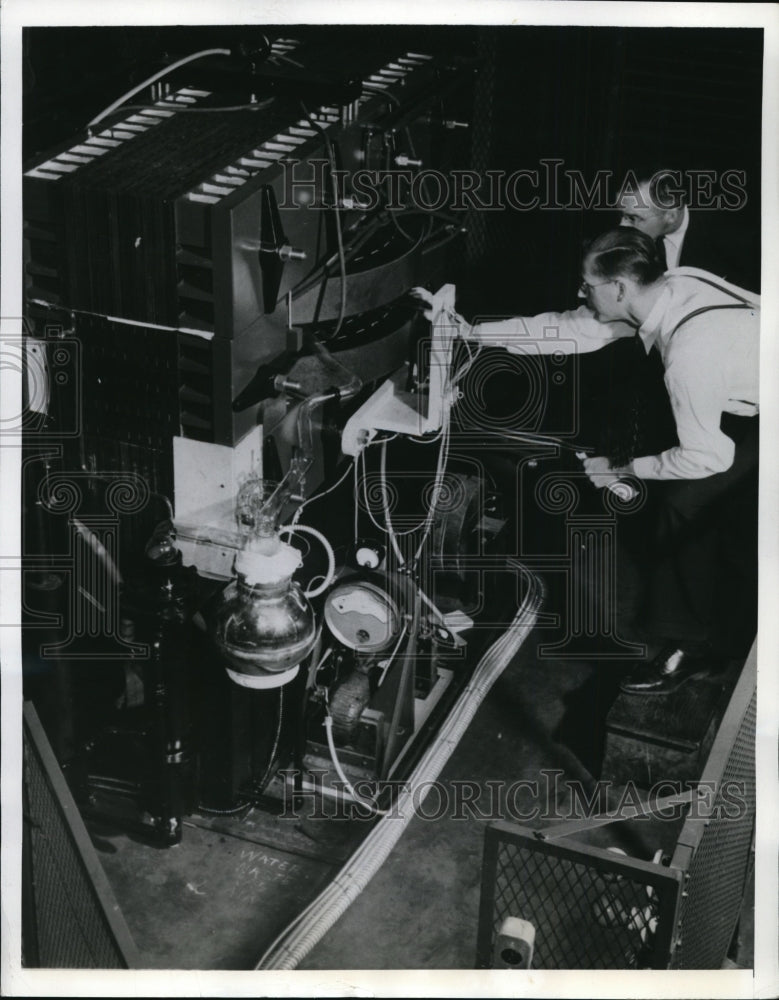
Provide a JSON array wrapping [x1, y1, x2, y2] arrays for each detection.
[[631, 456, 656, 479]]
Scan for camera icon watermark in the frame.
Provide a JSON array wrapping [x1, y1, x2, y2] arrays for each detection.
[[0, 317, 81, 437]]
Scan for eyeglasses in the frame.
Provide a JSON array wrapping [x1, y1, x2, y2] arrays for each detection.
[[579, 278, 615, 296]]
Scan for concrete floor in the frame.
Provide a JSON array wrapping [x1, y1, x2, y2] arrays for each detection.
[[84, 619, 754, 972]]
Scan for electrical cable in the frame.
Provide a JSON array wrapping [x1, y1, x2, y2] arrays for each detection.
[[358, 448, 402, 546], [380, 589, 421, 768], [451, 339, 482, 385], [87, 48, 231, 130], [197, 799, 253, 817], [286, 214, 386, 302], [353, 458, 361, 547], [300, 102, 347, 341], [381, 137, 415, 242], [269, 52, 305, 69], [376, 414, 452, 572], [290, 460, 355, 525], [313, 646, 334, 681], [388, 204, 417, 243], [376, 622, 409, 687], [411, 422, 451, 569], [322, 698, 388, 817], [360, 84, 418, 159], [255, 559, 544, 969], [277, 523, 336, 599], [248, 687, 285, 799], [96, 100, 275, 120]]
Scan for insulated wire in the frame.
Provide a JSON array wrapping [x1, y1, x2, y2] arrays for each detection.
[[382, 138, 415, 242], [360, 448, 401, 540], [291, 459, 355, 525], [376, 399, 453, 569], [300, 102, 347, 341], [360, 84, 418, 159], [255, 559, 544, 969], [378, 443, 407, 567], [287, 214, 386, 302], [97, 100, 274, 118], [353, 458, 360, 545], [270, 52, 305, 69], [322, 691, 388, 817], [87, 48, 231, 130], [252, 687, 285, 795], [376, 622, 409, 687], [411, 421, 452, 568]]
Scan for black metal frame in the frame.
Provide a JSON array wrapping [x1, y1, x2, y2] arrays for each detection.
[[476, 641, 757, 970]]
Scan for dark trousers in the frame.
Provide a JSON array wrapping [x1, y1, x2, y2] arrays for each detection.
[[634, 415, 759, 655]]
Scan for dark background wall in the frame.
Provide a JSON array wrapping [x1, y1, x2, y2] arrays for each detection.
[[461, 27, 763, 314], [23, 24, 763, 316]]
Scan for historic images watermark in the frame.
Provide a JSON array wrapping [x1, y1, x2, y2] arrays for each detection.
[[279, 768, 750, 823], [280, 161, 749, 213]]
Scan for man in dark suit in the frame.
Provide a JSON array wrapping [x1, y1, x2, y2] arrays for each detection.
[[618, 168, 760, 292]]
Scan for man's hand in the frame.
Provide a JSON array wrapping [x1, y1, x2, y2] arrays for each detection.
[[581, 455, 632, 490], [410, 287, 471, 335], [410, 286, 436, 320]]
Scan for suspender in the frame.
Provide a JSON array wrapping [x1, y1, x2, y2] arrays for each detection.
[[667, 273, 757, 340], [673, 271, 757, 305], [669, 302, 754, 340], [664, 278, 758, 410]]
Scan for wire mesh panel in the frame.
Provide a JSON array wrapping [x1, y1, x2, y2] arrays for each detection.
[[669, 650, 756, 969], [476, 645, 756, 971], [22, 701, 139, 968], [477, 826, 680, 970]]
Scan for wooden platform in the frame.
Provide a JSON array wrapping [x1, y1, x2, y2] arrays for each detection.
[[601, 662, 742, 788]]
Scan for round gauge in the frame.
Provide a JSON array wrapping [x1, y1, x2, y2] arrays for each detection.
[[323, 579, 401, 652], [355, 545, 382, 569]]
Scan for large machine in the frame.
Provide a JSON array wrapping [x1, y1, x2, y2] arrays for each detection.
[[21, 32, 536, 845]]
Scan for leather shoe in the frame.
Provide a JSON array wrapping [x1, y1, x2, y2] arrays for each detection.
[[619, 644, 721, 696]]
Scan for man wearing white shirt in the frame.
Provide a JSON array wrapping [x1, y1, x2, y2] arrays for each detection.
[[417, 227, 759, 694], [470, 235, 758, 482]]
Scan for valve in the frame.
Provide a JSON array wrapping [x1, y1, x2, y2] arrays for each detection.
[[278, 244, 307, 262], [258, 184, 308, 313], [340, 196, 372, 211]]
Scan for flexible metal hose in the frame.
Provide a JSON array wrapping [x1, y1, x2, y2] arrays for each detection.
[[255, 559, 544, 969]]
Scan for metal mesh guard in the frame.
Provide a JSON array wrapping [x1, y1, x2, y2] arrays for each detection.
[[671, 689, 756, 969], [23, 702, 139, 968], [477, 648, 756, 971], [479, 830, 679, 970]]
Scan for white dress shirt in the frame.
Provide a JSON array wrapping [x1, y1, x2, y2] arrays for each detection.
[[662, 205, 690, 270], [469, 267, 760, 480]]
